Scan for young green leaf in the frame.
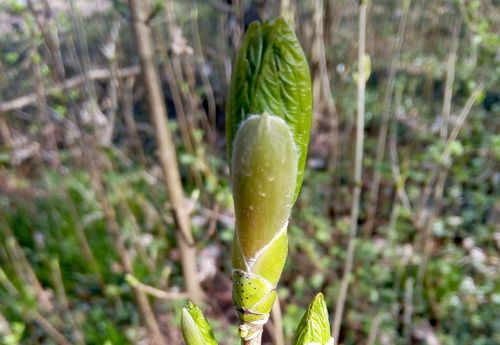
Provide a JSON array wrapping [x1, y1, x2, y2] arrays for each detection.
[[181, 302, 218, 345], [293, 293, 333, 345], [226, 17, 312, 203]]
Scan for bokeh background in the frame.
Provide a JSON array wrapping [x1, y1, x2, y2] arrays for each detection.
[[0, 0, 499, 344]]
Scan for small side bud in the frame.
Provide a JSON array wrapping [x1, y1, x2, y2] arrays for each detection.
[[181, 302, 218, 345], [293, 293, 333, 345]]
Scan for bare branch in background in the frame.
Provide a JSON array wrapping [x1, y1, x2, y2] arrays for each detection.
[[364, 0, 411, 236], [0, 66, 140, 113], [332, 1, 368, 340], [128, 0, 204, 306]]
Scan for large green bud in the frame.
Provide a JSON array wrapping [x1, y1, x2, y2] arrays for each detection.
[[226, 17, 312, 204], [231, 114, 297, 341]]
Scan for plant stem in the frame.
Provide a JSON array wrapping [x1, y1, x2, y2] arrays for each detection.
[[242, 334, 263, 345], [332, 1, 367, 341], [441, 20, 461, 140], [271, 298, 285, 345], [128, 0, 204, 305]]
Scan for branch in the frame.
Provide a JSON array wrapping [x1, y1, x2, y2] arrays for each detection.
[[126, 274, 189, 300], [0, 66, 140, 113]]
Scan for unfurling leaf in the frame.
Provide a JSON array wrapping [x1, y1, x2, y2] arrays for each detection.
[[293, 293, 333, 345]]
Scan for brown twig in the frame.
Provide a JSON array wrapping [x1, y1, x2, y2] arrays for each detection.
[[126, 274, 189, 300]]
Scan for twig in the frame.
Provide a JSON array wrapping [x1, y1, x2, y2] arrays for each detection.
[[191, 8, 217, 145], [0, 113, 14, 148], [27, 0, 65, 81], [332, 1, 368, 340], [3, 228, 55, 313], [313, 0, 340, 174], [126, 274, 189, 300], [0, 243, 69, 345], [366, 313, 382, 345], [0, 311, 12, 337], [67, 199, 104, 287], [31, 311, 72, 345], [0, 66, 140, 113], [403, 278, 414, 344], [101, 21, 121, 146], [416, 83, 485, 292], [389, 84, 417, 224], [441, 21, 461, 139], [120, 201, 157, 272], [49, 258, 85, 345], [30, 38, 61, 167]]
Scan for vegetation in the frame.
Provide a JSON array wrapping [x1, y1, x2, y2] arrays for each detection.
[[0, 1, 498, 345]]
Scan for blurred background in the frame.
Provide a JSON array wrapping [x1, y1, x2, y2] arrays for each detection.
[[0, 0, 499, 344]]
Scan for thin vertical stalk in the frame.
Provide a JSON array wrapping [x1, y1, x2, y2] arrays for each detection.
[[59, 3, 166, 341], [441, 21, 461, 139], [416, 83, 484, 294], [128, 0, 204, 305], [415, 21, 460, 228], [67, 199, 104, 287], [280, 0, 291, 16], [101, 21, 121, 146], [403, 278, 414, 344], [366, 313, 382, 345], [364, 0, 410, 236], [31, 42, 61, 168], [332, 1, 368, 340], [153, 25, 196, 157], [152, 22, 205, 189], [163, 1, 200, 152], [49, 258, 85, 345], [271, 298, 285, 345], [30, 311, 72, 345], [313, 0, 339, 174], [191, 8, 217, 145], [2, 226, 55, 313], [120, 201, 157, 272], [88, 158, 166, 345], [27, 0, 65, 82], [66, 0, 97, 103], [0, 311, 11, 337], [0, 262, 70, 345], [0, 115, 14, 148]]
